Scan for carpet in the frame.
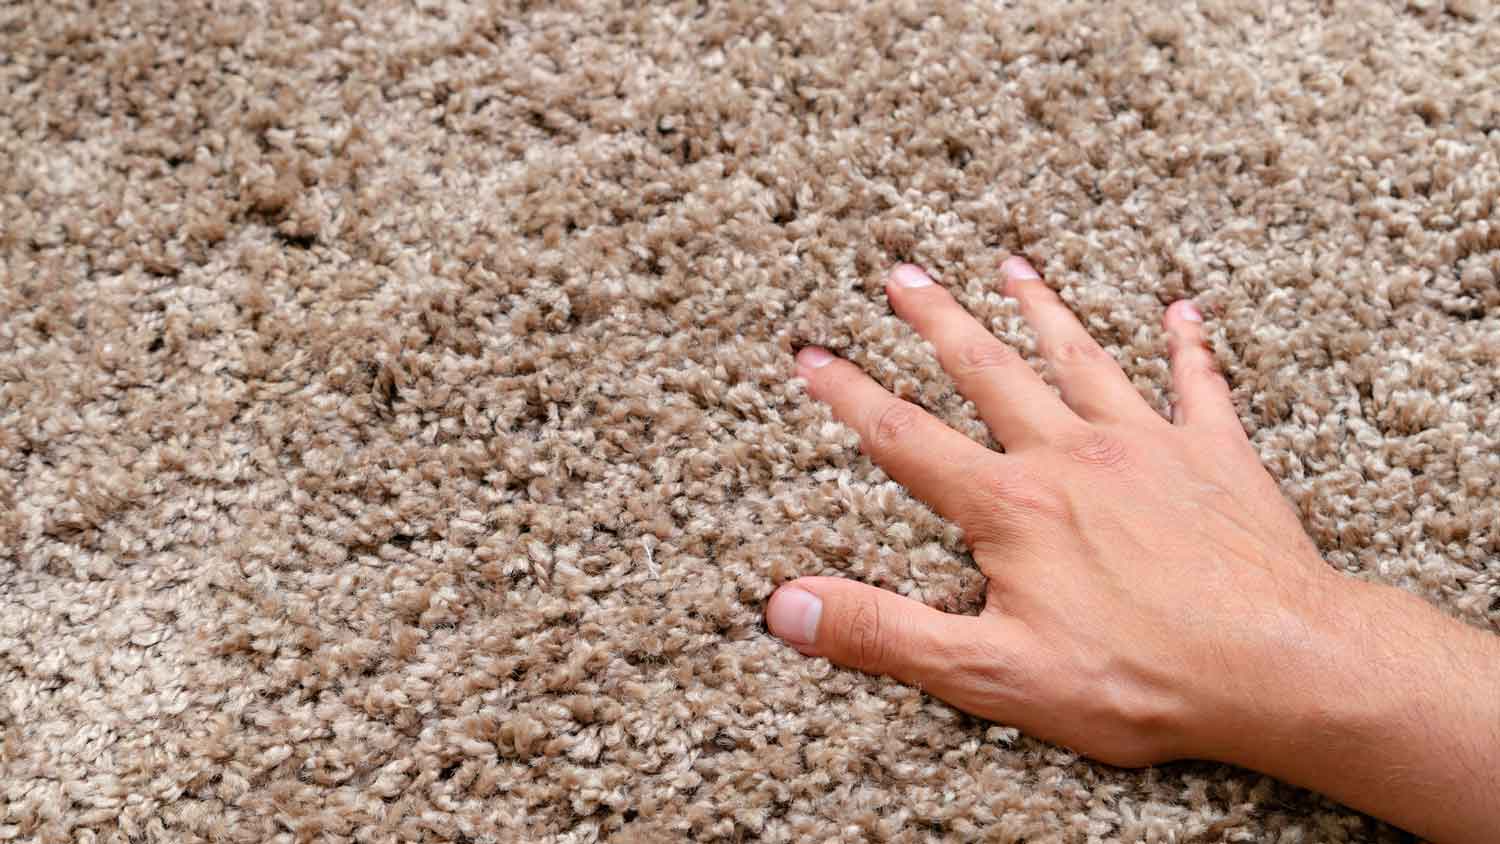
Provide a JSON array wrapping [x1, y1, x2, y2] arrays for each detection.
[[3, 0, 1498, 841]]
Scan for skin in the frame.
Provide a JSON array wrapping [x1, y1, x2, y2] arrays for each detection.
[[766, 256, 1500, 843]]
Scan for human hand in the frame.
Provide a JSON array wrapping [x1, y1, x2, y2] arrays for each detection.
[[766, 257, 1500, 839], [770, 256, 1337, 766]]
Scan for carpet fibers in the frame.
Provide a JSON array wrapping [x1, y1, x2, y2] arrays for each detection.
[[3, 1, 1499, 841]]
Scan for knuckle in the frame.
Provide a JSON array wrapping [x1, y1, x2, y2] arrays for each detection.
[[1170, 335, 1215, 366], [952, 340, 1018, 377], [1062, 428, 1132, 470], [1010, 288, 1040, 320], [961, 461, 1062, 544], [1050, 339, 1110, 367], [841, 600, 887, 673], [1012, 280, 1053, 310], [866, 400, 923, 455], [1167, 329, 1202, 353], [969, 461, 1033, 501]]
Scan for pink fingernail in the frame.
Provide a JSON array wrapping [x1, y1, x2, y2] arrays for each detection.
[[1178, 301, 1203, 323], [890, 264, 933, 288], [767, 586, 822, 645], [796, 346, 835, 369], [1000, 255, 1041, 281]]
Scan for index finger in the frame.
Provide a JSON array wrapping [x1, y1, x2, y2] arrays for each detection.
[[797, 346, 1001, 525]]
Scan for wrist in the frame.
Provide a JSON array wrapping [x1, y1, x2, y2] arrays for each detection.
[[1206, 575, 1387, 767], [1198, 573, 1500, 841], [1182, 568, 1363, 768]]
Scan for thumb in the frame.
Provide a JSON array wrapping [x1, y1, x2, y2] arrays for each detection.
[[766, 576, 988, 690]]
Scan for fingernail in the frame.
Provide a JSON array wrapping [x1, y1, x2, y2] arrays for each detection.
[[890, 264, 933, 288], [1178, 301, 1204, 323], [1000, 255, 1041, 281], [767, 586, 822, 645], [796, 346, 835, 369]]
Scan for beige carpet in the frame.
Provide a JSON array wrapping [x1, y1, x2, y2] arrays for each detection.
[[3, 0, 1498, 841]]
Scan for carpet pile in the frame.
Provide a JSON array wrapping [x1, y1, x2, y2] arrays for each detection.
[[3, 1, 1498, 841]]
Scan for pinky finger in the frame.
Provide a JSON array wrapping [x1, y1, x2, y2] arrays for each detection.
[[1164, 301, 1240, 433]]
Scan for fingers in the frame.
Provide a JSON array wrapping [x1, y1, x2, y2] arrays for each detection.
[[884, 263, 1079, 451], [997, 256, 1161, 426], [766, 576, 1024, 706], [797, 346, 1001, 524], [1163, 301, 1242, 433]]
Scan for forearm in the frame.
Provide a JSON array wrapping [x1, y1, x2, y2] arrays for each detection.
[[1211, 577, 1500, 843]]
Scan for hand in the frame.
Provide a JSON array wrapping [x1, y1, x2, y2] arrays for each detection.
[[770, 255, 1328, 765], [768, 257, 1500, 842]]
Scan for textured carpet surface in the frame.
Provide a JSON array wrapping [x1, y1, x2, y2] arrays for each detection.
[[3, 0, 1499, 841]]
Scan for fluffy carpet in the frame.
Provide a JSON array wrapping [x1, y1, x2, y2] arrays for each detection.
[[3, 0, 1498, 841]]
